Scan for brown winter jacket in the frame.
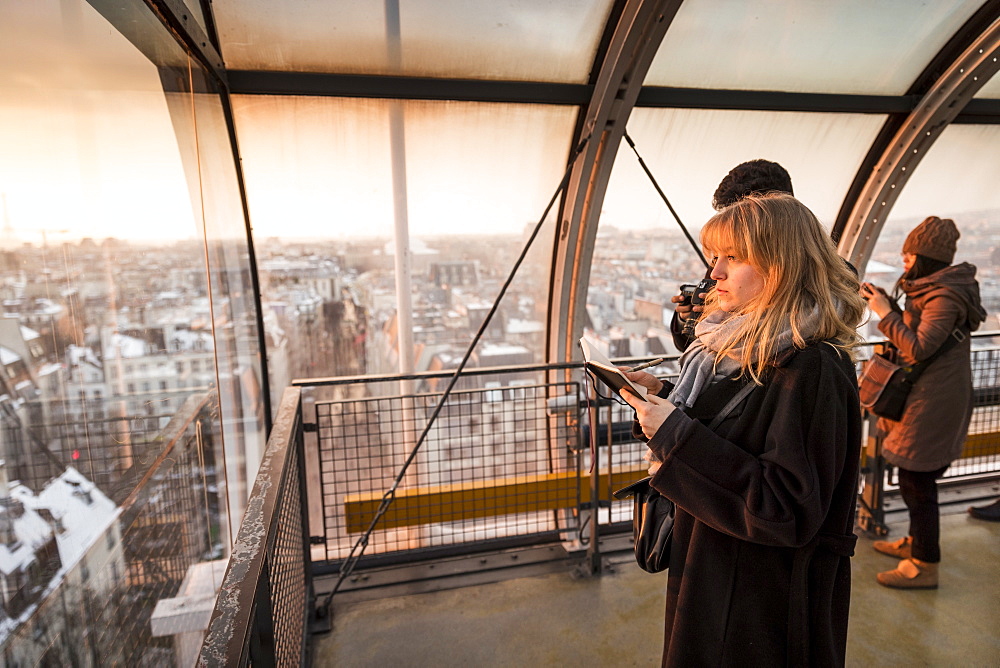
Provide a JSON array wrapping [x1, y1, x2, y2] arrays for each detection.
[[877, 262, 987, 472]]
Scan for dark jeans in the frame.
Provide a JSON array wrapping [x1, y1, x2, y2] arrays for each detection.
[[897, 465, 949, 563]]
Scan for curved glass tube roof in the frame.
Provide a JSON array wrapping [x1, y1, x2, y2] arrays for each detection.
[[645, 0, 986, 95]]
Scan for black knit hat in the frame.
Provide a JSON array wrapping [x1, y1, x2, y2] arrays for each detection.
[[903, 216, 959, 264]]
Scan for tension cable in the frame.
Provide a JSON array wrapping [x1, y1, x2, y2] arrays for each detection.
[[623, 130, 710, 270]]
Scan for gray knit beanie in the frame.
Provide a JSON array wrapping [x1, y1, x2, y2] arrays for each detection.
[[903, 216, 959, 264]]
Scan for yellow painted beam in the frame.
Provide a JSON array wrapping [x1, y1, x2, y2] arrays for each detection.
[[343, 430, 1000, 534], [962, 431, 1000, 458], [344, 467, 648, 534]]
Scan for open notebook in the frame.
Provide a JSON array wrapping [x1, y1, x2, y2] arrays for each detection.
[[580, 336, 648, 402]]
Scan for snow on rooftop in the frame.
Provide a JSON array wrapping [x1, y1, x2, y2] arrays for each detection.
[[506, 319, 543, 334], [37, 363, 63, 377], [109, 332, 149, 358], [39, 468, 119, 568], [480, 343, 530, 355], [32, 299, 63, 316], [67, 344, 102, 368], [0, 501, 51, 576], [9, 467, 119, 574], [0, 345, 21, 366], [0, 468, 121, 644]]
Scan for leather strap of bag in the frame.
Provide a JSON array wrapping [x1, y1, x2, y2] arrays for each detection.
[[902, 327, 968, 384], [708, 381, 758, 430]]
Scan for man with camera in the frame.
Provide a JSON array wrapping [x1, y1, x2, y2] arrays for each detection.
[[669, 159, 795, 351]]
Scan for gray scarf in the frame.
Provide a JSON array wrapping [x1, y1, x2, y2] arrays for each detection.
[[666, 310, 743, 409], [667, 306, 820, 410], [648, 306, 824, 473]]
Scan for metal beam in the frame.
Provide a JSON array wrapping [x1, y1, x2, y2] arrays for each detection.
[[636, 87, 917, 113], [143, 0, 227, 84], [838, 16, 1000, 274], [953, 97, 1000, 123], [87, 0, 227, 85], [228, 70, 593, 105], [547, 0, 683, 365], [226, 70, 1000, 122]]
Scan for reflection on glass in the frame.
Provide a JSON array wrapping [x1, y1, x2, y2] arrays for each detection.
[[646, 0, 983, 95], [0, 0, 265, 664], [865, 125, 1000, 338], [176, 66, 270, 520]]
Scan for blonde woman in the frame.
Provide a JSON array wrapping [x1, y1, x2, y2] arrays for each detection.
[[622, 193, 865, 667]]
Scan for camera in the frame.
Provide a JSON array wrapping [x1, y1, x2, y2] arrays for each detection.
[[679, 277, 716, 337], [679, 277, 716, 307]]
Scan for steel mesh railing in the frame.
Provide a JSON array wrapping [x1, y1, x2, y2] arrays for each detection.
[[199, 386, 311, 667], [308, 341, 1000, 568], [854, 337, 1000, 534], [309, 380, 584, 566], [269, 429, 309, 663], [2, 410, 171, 499]]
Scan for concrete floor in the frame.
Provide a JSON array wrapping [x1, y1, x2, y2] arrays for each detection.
[[312, 507, 1000, 667]]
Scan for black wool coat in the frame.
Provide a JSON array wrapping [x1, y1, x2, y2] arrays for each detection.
[[644, 343, 862, 667]]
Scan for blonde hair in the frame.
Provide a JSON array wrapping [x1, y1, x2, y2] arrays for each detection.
[[698, 193, 864, 383]]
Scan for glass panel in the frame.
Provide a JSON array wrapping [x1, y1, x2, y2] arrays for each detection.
[[213, 0, 614, 82], [590, 108, 886, 356], [0, 0, 265, 664], [602, 108, 886, 234], [232, 94, 577, 383], [646, 0, 984, 95], [170, 65, 270, 529], [864, 124, 1000, 334]]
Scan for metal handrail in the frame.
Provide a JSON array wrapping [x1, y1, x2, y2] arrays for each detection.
[[198, 386, 309, 667], [292, 330, 1000, 388]]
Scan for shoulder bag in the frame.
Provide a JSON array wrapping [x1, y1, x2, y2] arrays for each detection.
[[613, 381, 758, 573], [858, 327, 966, 421]]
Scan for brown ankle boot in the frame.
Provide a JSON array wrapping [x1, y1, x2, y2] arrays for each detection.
[[876, 558, 939, 589], [872, 535, 912, 559]]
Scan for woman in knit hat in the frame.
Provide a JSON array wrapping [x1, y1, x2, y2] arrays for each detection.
[[860, 215, 987, 589]]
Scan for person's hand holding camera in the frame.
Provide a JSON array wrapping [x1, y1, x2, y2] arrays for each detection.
[[860, 282, 893, 318], [673, 278, 714, 321], [671, 292, 702, 322]]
